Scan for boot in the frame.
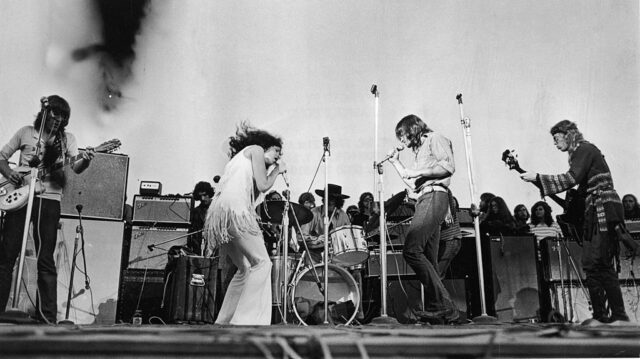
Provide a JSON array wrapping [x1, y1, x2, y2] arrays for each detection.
[[588, 287, 609, 323], [604, 284, 629, 322]]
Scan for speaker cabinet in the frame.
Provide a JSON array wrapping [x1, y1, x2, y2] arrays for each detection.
[[61, 152, 129, 220], [116, 269, 165, 324], [544, 238, 640, 282], [132, 195, 192, 225], [544, 238, 585, 281], [54, 218, 124, 324], [489, 235, 542, 322], [128, 226, 189, 270], [164, 256, 218, 323]]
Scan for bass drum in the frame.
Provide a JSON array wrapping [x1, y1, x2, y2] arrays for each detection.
[[290, 263, 360, 326]]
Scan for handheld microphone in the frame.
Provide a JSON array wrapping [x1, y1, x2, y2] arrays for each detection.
[[379, 145, 405, 164]]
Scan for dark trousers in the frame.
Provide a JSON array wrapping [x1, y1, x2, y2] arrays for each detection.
[[403, 192, 456, 312], [582, 225, 627, 320], [0, 197, 60, 322]]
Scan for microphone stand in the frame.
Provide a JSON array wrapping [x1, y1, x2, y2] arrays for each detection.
[[0, 99, 50, 323], [322, 137, 330, 324], [59, 205, 87, 325], [456, 94, 496, 323], [369, 85, 398, 325]]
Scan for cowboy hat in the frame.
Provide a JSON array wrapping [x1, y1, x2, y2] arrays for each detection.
[[315, 184, 350, 199]]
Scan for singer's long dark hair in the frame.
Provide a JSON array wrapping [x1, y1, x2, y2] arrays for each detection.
[[395, 114, 432, 149], [228, 122, 283, 159]]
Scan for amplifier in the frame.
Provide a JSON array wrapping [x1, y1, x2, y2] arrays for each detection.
[[128, 226, 189, 270], [61, 152, 129, 220], [544, 238, 640, 281], [133, 195, 192, 225], [366, 251, 415, 277]]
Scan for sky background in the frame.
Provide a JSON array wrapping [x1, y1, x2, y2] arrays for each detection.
[[1, 0, 638, 215]]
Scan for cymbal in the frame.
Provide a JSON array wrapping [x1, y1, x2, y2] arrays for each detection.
[[257, 200, 313, 226]]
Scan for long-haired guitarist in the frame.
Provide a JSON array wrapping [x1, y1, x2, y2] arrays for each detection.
[[386, 114, 459, 324], [521, 119, 628, 323], [0, 95, 95, 324]]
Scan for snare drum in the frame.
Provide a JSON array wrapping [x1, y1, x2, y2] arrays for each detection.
[[329, 225, 369, 267]]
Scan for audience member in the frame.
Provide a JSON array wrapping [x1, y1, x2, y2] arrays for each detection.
[[480, 196, 516, 236], [529, 201, 562, 242], [513, 204, 531, 235], [622, 194, 640, 220]]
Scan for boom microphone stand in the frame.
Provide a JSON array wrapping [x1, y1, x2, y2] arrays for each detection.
[[369, 85, 398, 325], [455, 94, 496, 323], [322, 137, 330, 324]]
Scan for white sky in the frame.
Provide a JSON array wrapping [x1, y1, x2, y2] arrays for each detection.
[[1, 0, 638, 214]]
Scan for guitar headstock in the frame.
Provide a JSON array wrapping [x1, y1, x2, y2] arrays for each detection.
[[90, 139, 122, 154], [501, 149, 521, 171]]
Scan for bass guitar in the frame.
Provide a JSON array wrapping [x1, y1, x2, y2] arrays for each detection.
[[0, 139, 121, 212], [501, 149, 585, 241]]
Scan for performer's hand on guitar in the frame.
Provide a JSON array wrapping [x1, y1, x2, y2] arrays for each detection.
[[520, 171, 538, 183], [6, 170, 22, 186], [81, 147, 96, 162]]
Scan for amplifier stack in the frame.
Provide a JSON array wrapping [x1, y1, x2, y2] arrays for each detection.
[[116, 194, 194, 324]]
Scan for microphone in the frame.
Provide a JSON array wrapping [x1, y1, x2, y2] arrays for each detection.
[[76, 204, 83, 213], [281, 171, 290, 188], [40, 96, 49, 107], [71, 288, 85, 299], [147, 244, 155, 252], [323, 137, 330, 155], [379, 145, 405, 164]]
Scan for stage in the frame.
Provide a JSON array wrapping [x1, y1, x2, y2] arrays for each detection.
[[1, 321, 640, 358]]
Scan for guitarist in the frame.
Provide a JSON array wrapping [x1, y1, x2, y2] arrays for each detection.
[[387, 114, 459, 324], [521, 120, 628, 323], [0, 95, 95, 324]]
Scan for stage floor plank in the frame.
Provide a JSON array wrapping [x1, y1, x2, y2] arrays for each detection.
[[1, 322, 640, 358]]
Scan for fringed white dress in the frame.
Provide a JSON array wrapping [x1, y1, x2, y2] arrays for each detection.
[[204, 147, 272, 325]]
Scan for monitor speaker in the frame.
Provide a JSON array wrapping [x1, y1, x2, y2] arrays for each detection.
[[61, 152, 129, 220]]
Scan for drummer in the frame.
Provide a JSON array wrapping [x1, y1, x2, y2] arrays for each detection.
[[299, 184, 351, 264]]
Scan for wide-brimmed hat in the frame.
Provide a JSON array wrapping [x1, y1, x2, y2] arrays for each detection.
[[315, 184, 350, 199]]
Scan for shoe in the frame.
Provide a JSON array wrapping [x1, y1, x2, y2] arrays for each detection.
[[415, 308, 459, 324]]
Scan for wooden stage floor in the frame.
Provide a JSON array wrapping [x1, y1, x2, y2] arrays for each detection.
[[1, 321, 640, 358]]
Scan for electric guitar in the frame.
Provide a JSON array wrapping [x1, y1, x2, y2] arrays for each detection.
[[0, 139, 121, 212], [501, 149, 585, 232]]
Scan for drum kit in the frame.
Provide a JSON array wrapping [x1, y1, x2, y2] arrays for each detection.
[[258, 200, 369, 325]]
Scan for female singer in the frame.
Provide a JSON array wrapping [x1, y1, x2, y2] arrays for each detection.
[[204, 122, 286, 325]]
